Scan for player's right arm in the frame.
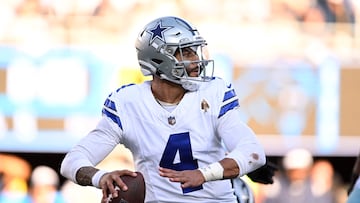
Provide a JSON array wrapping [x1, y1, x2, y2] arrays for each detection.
[[60, 89, 137, 201], [60, 116, 120, 185], [61, 116, 138, 202]]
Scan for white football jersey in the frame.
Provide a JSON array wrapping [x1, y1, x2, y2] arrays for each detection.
[[63, 77, 265, 203]]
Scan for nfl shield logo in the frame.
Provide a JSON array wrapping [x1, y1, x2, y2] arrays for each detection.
[[168, 116, 176, 125]]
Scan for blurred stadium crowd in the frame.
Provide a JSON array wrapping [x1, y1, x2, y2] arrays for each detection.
[[0, 0, 358, 80], [0, 0, 358, 62], [0, 0, 360, 202], [0, 145, 135, 203]]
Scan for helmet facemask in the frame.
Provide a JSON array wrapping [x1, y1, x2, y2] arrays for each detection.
[[167, 42, 214, 91]]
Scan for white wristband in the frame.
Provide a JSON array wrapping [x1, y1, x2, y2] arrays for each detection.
[[91, 170, 108, 188], [198, 162, 224, 182]]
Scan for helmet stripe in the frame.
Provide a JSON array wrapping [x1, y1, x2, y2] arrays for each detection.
[[174, 17, 196, 35]]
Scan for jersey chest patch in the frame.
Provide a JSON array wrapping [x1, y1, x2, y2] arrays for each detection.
[[168, 116, 176, 125]]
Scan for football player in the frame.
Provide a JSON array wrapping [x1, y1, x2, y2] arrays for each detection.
[[61, 16, 266, 203]]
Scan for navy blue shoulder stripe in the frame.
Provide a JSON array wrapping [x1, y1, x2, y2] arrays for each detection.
[[103, 98, 122, 129], [223, 89, 236, 102], [104, 98, 116, 111], [102, 108, 123, 130], [218, 99, 239, 118], [116, 83, 135, 92]]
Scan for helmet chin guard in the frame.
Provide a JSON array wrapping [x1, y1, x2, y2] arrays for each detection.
[[180, 78, 202, 92], [136, 16, 214, 91]]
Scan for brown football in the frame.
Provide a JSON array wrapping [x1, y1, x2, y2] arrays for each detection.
[[106, 172, 145, 203]]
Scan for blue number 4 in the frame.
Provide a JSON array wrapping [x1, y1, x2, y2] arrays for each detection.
[[159, 132, 203, 193]]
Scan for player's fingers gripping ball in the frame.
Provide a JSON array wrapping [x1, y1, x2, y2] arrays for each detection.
[[105, 172, 145, 203]]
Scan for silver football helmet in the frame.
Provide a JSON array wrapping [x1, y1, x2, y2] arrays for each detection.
[[135, 16, 214, 91]]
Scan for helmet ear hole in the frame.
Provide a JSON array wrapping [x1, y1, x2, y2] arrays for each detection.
[[171, 68, 185, 77]]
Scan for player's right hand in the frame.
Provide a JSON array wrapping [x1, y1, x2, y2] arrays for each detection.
[[98, 170, 137, 203]]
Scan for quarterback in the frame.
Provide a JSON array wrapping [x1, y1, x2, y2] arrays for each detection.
[[61, 16, 266, 203]]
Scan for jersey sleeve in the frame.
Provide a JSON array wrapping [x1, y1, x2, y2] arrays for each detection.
[[60, 89, 125, 183], [215, 79, 266, 176], [217, 85, 240, 119]]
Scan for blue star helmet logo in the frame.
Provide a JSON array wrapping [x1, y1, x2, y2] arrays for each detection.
[[147, 21, 172, 45]]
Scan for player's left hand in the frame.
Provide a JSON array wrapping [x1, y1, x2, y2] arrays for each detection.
[[159, 167, 205, 188], [247, 160, 278, 184]]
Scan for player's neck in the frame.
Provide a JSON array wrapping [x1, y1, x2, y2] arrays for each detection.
[[151, 78, 185, 104], [155, 99, 178, 112]]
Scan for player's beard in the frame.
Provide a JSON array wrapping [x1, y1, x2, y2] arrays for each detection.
[[186, 65, 200, 77]]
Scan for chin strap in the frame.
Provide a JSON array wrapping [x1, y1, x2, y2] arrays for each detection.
[[159, 73, 202, 91], [181, 79, 201, 91]]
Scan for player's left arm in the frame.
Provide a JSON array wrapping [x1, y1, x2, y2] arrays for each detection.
[[158, 110, 266, 189], [159, 108, 265, 188], [158, 157, 241, 189], [218, 108, 266, 177], [160, 81, 265, 187], [215, 80, 265, 177]]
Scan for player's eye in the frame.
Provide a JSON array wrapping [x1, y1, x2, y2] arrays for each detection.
[[181, 48, 197, 58]]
